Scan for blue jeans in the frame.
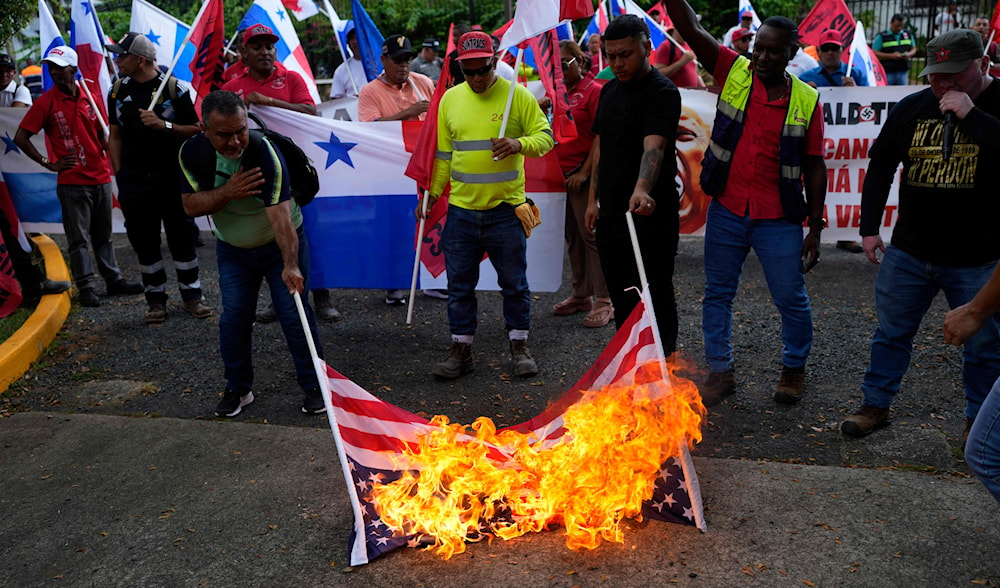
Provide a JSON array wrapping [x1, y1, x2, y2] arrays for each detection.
[[702, 199, 812, 373], [967, 376, 1000, 503], [884, 69, 909, 86], [216, 227, 323, 394], [862, 246, 1000, 418], [442, 203, 530, 336]]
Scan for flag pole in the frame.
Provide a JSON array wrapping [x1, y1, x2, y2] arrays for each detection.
[[497, 49, 524, 140], [624, 212, 668, 374], [406, 192, 430, 325], [846, 20, 860, 73], [292, 290, 371, 564], [76, 78, 109, 137], [321, 0, 359, 95], [148, 0, 213, 109]]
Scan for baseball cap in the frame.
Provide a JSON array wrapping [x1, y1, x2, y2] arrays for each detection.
[[422, 38, 441, 50], [732, 28, 754, 43], [382, 35, 415, 60], [818, 29, 844, 48], [243, 23, 279, 45], [43, 46, 79, 68], [105, 32, 157, 61], [457, 31, 494, 60], [0, 54, 15, 70], [740, 8, 754, 18], [920, 29, 985, 76]]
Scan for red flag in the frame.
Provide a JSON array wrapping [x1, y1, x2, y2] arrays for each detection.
[[188, 0, 226, 114], [529, 29, 578, 144], [0, 222, 23, 318], [798, 0, 855, 48], [322, 294, 704, 566], [560, 0, 594, 21], [992, 0, 1000, 34]]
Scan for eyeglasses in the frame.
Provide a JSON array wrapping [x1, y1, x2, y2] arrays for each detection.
[[461, 63, 493, 78], [819, 44, 841, 52], [561, 57, 577, 70]]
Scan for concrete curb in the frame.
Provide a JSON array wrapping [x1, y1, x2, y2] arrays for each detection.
[[0, 234, 70, 393]]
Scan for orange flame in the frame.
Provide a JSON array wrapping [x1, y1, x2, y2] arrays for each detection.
[[370, 359, 705, 559]]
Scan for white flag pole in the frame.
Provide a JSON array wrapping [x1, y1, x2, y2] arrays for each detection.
[[846, 21, 860, 73], [406, 193, 431, 325], [497, 49, 524, 140], [624, 212, 668, 372], [321, 0, 359, 95], [76, 79, 109, 137], [148, 0, 212, 109]]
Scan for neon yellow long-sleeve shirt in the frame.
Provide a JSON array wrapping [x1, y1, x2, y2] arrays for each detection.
[[429, 76, 553, 210]]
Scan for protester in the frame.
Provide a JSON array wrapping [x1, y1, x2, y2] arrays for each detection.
[[584, 15, 680, 349], [842, 30, 1000, 440], [944, 265, 1000, 504], [586, 33, 604, 76], [223, 23, 340, 322], [972, 17, 1000, 62], [416, 30, 553, 379], [653, 28, 706, 88], [412, 38, 444, 83], [0, 54, 31, 107], [331, 27, 366, 99], [19, 57, 43, 99], [666, 0, 827, 407], [873, 14, 917, 86], [731, 28, 753, 59], [447, 24, 473, 85], [547, 40, 612, 328], [14, 46, 142, 308], [105, 32, 210, 324], [359, 34, 436, 306], [722, 8, 755, 50], [179, 90, 326, 416], [935, 2, 963, 36], [221, 30, 245, 83]]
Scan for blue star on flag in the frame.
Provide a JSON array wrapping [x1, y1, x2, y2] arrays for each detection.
[[315, 132, 357, 169], [81, 1, 93, 15], [2, 132, 20, 155], [276, 9, 286, 21], [146, 29, 161, 45]]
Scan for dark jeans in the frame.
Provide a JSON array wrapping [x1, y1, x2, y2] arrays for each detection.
[[56, 183, 122, 291], [117, 172, 201, 304], [216, 228, 323, 394], [595, 210, 679, 354]]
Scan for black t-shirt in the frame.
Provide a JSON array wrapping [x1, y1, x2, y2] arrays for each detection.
[[108, 73, 198, 177], [593, 67, 681, 215], [861, 79, 1000, 266]]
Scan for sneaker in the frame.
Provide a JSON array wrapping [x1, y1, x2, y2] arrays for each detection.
[[422, 288, 449, 300], [106, 278, 144, 296], [774, 365, 806, 404], [78, 288, 101, 308], [431, 342, 474, 379], [510, 340, 538, 377], [40, 279, 71, 295], [145, 302, 167, 324], [700, 369, 736, 407], [385, 289, 407, 306], [841, 404, 891, 437], [314, 299, 342, 322], [302, 388, 325, 414], [215, 389, 254, 417], [257, 303, 277, 324], [183, 298, 213, 319]]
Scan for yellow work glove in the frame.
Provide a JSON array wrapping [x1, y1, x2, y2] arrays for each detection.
[[514, 199, 541, 237]]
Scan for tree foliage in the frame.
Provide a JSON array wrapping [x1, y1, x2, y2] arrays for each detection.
[[3, 0, 39, 51]]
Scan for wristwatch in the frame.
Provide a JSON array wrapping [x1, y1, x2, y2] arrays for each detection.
[[40, 156, 49, 166], [164, 121, 173, 132], [808, 217, 827, 229]]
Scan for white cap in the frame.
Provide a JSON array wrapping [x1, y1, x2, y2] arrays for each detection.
[[43, 46, 78, 68]]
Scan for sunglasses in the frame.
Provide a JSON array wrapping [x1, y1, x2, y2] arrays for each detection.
[[461, 63, 493, 78], [819, 44, 841, 52], [561, 57, 577, 70]]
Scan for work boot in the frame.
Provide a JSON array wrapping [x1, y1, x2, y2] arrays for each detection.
[[774, 365, 806, 404], [313, 290, 342, 322], [432, 342, 474, 379], [183, 298, 213, 319], [840, 404, 891, 437], [700, 369, 736, 407], [106, 278, 143, 296], [510, 339, 538, 377], [78, 288, 100, 308], [40, 279, 71, 295], [145, 302, 167, 324]]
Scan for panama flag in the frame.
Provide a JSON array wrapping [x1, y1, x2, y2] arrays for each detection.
[[70, 0, 112, 121], [38, 0, 66, 93], [252, 108, 566, 292], [238, 0, 321, 103], [281, 0, 319, 21], [317, 292, 706, 566], [608, 0, 667, 50], [847, 20, 887, 87], [0, 109, 62, 232], [130, 0, 196, 83], [500, 0, 594, 49], [579, 0, 609, 46]]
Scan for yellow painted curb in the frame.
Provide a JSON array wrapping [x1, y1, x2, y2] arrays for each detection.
[[0, 235, 71, 394]]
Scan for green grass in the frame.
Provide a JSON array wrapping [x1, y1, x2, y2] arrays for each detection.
[[0, 304, 36, 343]]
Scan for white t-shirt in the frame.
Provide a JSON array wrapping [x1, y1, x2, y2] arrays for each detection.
[[785, 49, 819, 78], [495, 59, 516, 83], [0, 79, 32, 107], [331, 57, 367, 99], [935, 10, 962, 34]]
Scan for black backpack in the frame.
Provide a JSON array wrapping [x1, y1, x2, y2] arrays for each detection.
[[247, 112, 319, 207]]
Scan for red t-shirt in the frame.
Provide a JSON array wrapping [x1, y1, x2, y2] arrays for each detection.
[[653, 40, 702, 89], [555, 74, 601, 173], [222, 62, 315, 105], [222, 62, 245, 83], [19, 87, 111, 185], [712, 46, 825, 220]]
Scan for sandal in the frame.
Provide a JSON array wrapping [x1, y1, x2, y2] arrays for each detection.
[[583, 302, 614, 328], [553, 296, 592, 316]]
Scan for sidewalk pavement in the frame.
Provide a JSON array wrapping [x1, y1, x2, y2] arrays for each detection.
[[2, 411, 997, 587]]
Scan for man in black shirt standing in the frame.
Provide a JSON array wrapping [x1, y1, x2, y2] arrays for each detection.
[[106, 33, 211, 324], [842, 30, 1000, 439], [585, 15, 681, 354]]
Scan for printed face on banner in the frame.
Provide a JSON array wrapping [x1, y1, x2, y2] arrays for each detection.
[[675, 105, 711, 233]]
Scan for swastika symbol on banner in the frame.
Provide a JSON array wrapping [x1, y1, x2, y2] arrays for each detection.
[[858, 105, 876, 122]]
